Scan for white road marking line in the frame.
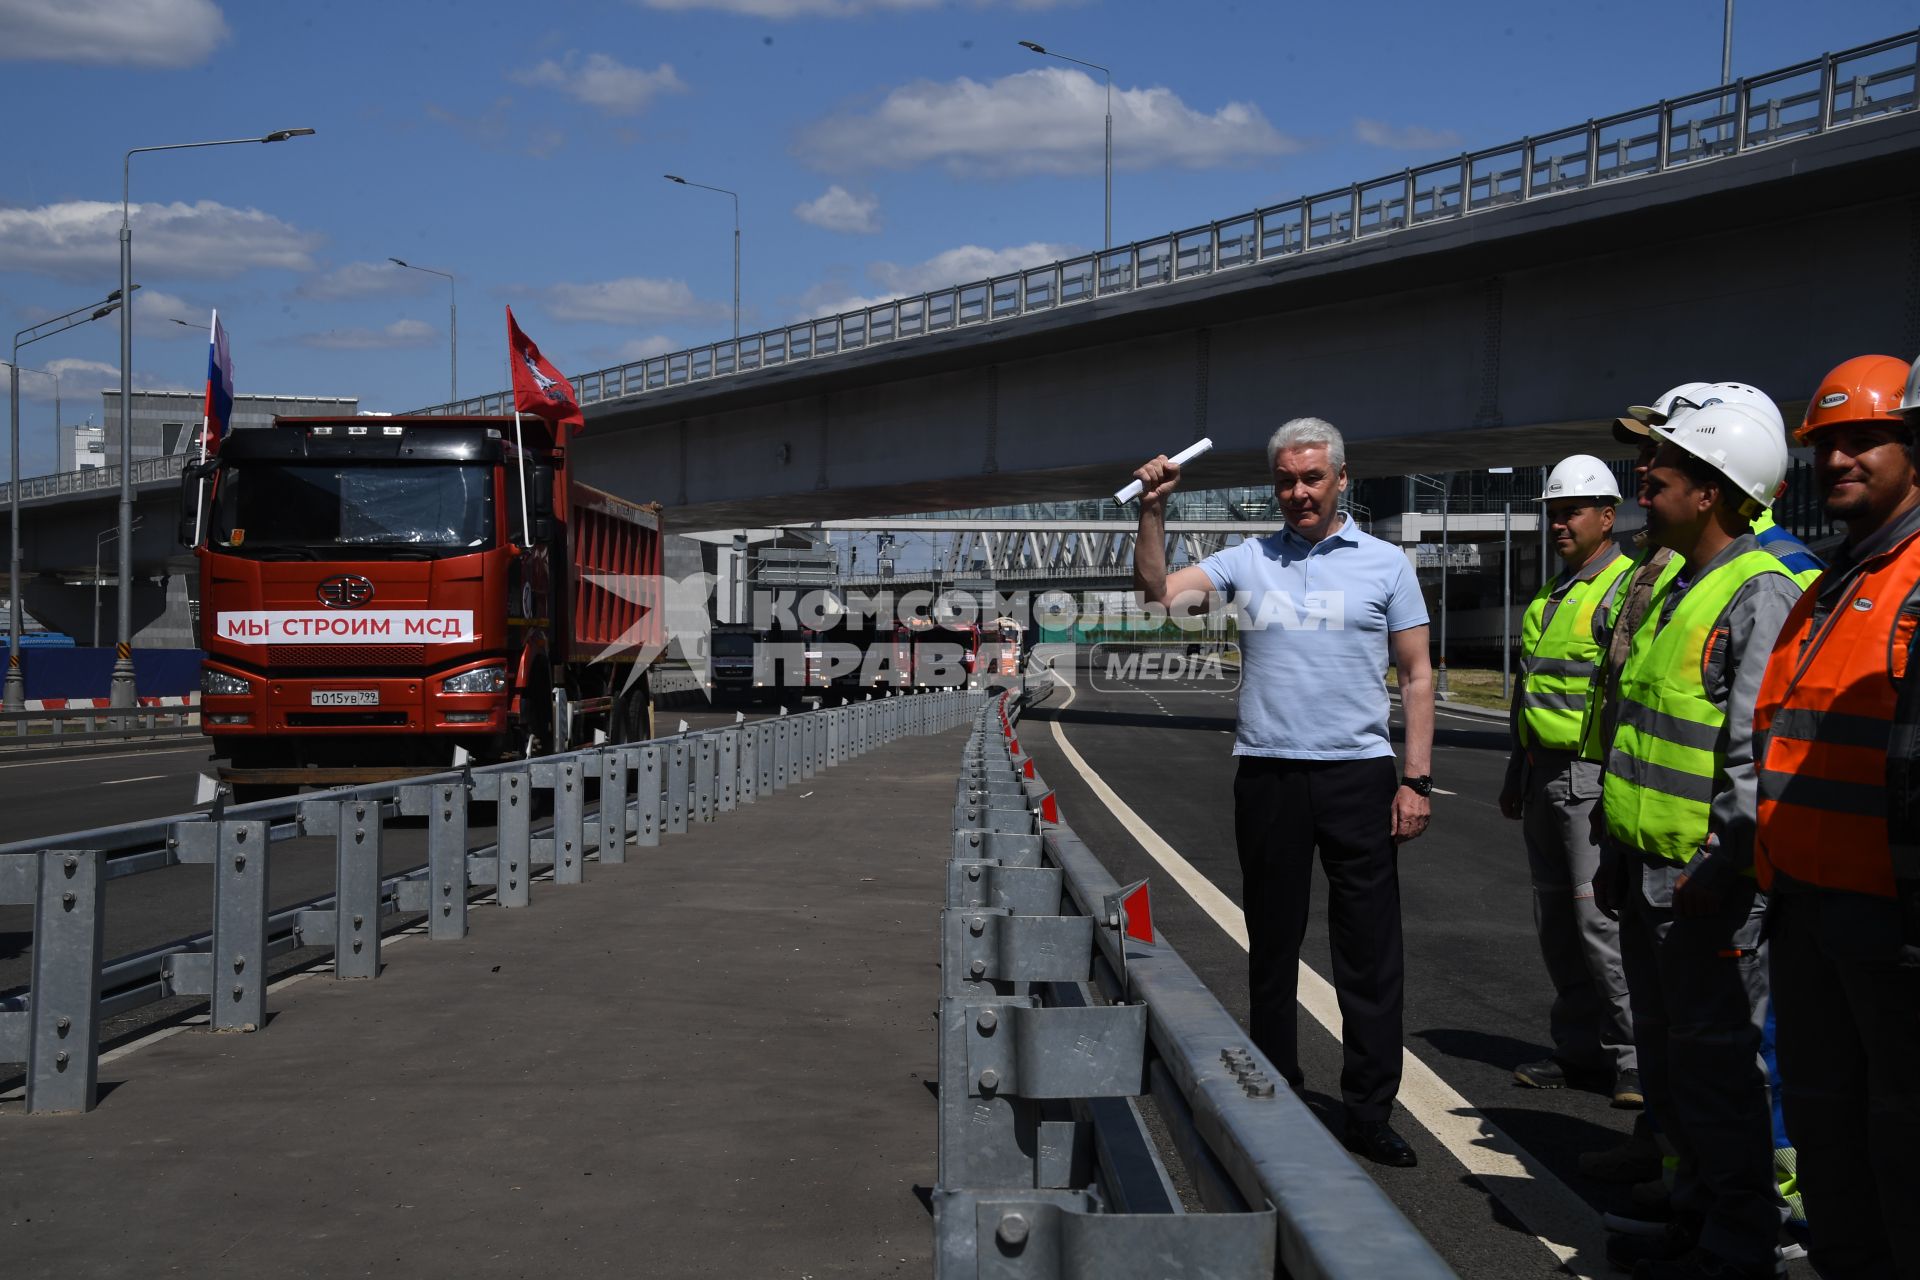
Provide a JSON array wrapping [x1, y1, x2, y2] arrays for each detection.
[[0, 745, 205, 771], [1041, 674, 1609, 1277], [102, 774, 168, 786]]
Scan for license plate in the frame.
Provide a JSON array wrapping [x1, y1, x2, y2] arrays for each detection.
[[311, 690, 379, 707]]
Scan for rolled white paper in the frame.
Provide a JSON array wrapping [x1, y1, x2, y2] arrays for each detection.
[[1113, 437, 1214, 504]]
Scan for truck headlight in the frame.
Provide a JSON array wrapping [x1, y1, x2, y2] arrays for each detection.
[[201, 669, 250, 696], [441, 665, 507, 694]]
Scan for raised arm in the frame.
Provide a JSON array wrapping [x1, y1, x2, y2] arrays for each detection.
[[1132, 453, 1219, 613]]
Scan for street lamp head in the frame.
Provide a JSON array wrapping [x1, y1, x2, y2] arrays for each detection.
[[91, 304, 120, 321], [104, 284, 140, 303], [1018, 40, 1047, 53], [664, 174, 686, 184], [388, 257, 410, 268], [262, 128, 316, 143]]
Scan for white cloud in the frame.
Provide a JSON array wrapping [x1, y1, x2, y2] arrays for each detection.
[[297, 260, 437, 302], [1353, 118, 1463, 151], [512, 53, 687, 115], [297, 319, 439, 351], [793, 185, 881, 234], [42, 356, 191, 398], [639, 0, 1081, 15], [543, 276, 726, 325], [614, 336, 680, 361], [796, 68, 1297, 176], [800, 240, 1077, 316], [0, 0, 229, 68], [0, 200, 322, 281], [132, 288, 211, 339]]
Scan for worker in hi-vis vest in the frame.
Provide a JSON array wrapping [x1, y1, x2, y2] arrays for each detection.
[[1755, 353, 1920, 1280], [1501, 455, 1640, 1109], [1594, 400, 1804, 1280]]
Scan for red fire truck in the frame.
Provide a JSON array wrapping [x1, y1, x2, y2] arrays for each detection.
[[184, 415, 664, 796]]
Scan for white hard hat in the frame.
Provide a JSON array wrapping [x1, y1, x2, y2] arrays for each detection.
[[1623, 381, 1714, 431], [1650, 402, 1789, 510], [1681, 382, 1786, 437], [1539, 454, 1623, 502], [1894, 355, 1920, 417]]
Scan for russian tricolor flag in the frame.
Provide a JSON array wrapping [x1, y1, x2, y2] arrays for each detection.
[[202, 311, 233, 452]]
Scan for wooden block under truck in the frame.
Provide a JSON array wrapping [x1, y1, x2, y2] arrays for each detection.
[[183, 414, 665, 801]]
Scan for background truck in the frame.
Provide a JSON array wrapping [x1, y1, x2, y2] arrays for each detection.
[[183, 414, 664, 797]]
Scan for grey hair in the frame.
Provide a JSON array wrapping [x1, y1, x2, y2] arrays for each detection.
[[1267, 417, 1346, 473]]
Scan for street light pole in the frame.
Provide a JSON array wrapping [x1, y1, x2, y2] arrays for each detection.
[[389, 258, 457, 401], [663, 175, 741, 339], [115, 127, 315, 708], [1410, 473, 1452, 697], [8, 294, 124, 711], [1019, 41, 1113, 249]]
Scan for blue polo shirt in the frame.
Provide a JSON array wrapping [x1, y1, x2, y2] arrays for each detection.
[[1199, 516, 1429, 760]]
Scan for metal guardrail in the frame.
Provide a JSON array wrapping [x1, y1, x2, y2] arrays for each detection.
[[1, 706, 199, 743], [932, 683, 1454, 1278], [0, 688, 973, 1114], [407, 29, 1918, 422], [0, 454, 186, 509]]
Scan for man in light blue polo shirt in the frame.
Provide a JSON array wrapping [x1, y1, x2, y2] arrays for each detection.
[[1133, 417, 1435, 1168]]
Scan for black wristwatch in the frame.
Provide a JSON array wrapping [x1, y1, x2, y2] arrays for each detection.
[[1400, 774, 1433, 797]]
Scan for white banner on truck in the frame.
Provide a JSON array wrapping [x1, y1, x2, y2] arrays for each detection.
[[215, 611, 476, 644]]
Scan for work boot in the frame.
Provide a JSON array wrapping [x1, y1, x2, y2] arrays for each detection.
[[1630, 1173, 1673, 1218], [1579, 1132, 1663, 1184], [1605, 1219, 1694, 1273], [1613, 1068, 1645, 1109], [1514, 1057, 1570, 1089]]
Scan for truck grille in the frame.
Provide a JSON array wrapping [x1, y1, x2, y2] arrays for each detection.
[[286, 712, 411, 727], [268, 645, 427, 668]]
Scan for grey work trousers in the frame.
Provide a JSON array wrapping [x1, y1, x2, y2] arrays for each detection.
[[1621, 860, 1779, 1270], [1523, 753, 1636, 1075]]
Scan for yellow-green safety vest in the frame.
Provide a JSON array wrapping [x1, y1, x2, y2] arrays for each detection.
[[1519, 550, 1633, 758], [1601, 548, 1791, 863]]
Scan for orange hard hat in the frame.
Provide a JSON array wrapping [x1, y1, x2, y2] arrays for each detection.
[[1796, 354, 1912, 441]]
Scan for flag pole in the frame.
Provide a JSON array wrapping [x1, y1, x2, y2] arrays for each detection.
[[192, 310, 216, 548]]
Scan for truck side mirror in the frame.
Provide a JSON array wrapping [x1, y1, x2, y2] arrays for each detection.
[[530, 464, 555, 542], [177, 472, 201, 548]]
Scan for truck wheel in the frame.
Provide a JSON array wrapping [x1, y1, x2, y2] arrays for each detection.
[[230, 781, 297, 806]]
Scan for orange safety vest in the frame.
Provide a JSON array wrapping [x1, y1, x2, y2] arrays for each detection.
[[1754, 528, 1920, 897]]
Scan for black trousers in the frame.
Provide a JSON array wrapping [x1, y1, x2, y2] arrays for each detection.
[[1234, 755, 1403, 1124], [1771, 887, 1920, 1280]]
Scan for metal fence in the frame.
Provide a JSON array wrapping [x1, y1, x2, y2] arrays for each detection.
[[0, 689, 973, 1114], [0, 706, 199, 744], [0, 454, 186, 509], [933, 682, 1455, 1278], [409, 29, 1919, 422]]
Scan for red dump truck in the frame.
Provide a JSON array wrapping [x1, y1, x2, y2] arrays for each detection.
[[182, 414, 664, 797]]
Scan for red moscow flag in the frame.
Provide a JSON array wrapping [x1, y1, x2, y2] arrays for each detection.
[[506, 306, 585, 433]]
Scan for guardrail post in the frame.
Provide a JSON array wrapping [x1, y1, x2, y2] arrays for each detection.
[[494, 769, 533, 907], [667, 738, 690, 831], [635, 745, 663, 846], [426, 778, 470, 936], [11, 849, 106, 1113], [531, 757, 586, 883], [599, 749, 629, 862], [799, 715, 816, 779], [299, 799, 383, 979], [759, 721, 776, 795], [211, 821, 270, 1026], [739, 725, 759, 805], [774, 718, 791, 790], [719, 729, 739, 812], [695, 734, 716, 822]]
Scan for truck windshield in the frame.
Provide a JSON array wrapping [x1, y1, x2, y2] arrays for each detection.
[[212, 462, 493, 557], [711, 632, 757, 658]]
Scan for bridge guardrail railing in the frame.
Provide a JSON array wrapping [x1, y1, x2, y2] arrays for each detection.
[[398, 28, 1918, 424], [0, 689, 975, 1115], [1, 706, 200, 743], [933, 683, 1455, 1279], [0, 454, 186, 509]]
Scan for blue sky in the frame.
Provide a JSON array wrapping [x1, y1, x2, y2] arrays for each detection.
[[0, 0, 1911, 477]]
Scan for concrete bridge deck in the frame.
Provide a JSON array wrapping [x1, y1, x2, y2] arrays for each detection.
[[0, 723, 964, 1279]]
